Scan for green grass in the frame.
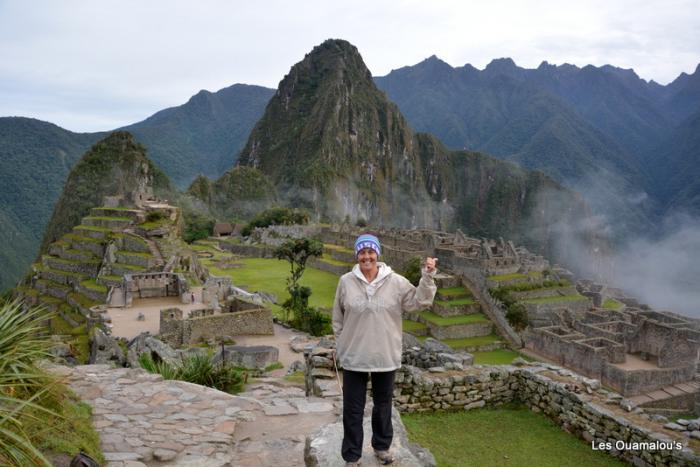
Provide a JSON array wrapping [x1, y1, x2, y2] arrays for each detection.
[[489, 271, 543, 282], [74, 224, 112, 233], [435, 297, 477, 306], [97, 206, 136, 211], [206, 257, 339, 316], [112, 263, 147, 271], [139, 218, 170, 230], [283, 371, 306, 385], [319, 254, 353, 267], [402, 406, 627, 467], [441, 334, 504, 349], [419, 311, 489, 326], [117, 250, 154, 258], [63, 233, 103, 244], [84, 216, 131, 222], [402, 319, 427, 333], [603, 299, 623, 310], [437, 286, 472, 297], [323, 243, 353, 253], [264, 361, 284, 372], [79, 279, 108, 293], [37, 266, 87, 281], [471, 349, 531, 365], [99, 274, 123, 283], [67, 292, 100, 309], [521, 295, 588, 305]]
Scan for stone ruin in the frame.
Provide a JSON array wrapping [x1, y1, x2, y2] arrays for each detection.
[[228, 222, 700, 408], [524, 282, 700, 399], [158, 295, 274, 348], [108, 272, 188, 307]]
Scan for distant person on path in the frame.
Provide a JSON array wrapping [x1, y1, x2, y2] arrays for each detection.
[[332, 234, 437, 465], [191, 292, 195, 303]]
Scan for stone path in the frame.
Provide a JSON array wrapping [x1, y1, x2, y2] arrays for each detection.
[[52, 364, 341, 466]]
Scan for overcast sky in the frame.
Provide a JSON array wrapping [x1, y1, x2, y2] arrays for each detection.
[[1, 0, 699, 132]]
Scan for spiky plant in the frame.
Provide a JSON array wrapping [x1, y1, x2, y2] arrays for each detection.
[[0, 300, 55, 466]]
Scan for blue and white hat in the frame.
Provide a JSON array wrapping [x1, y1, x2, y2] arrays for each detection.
[[354, 234, 381, 257]]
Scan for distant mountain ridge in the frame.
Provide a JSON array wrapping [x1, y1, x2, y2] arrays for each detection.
[[374, 56, 700, 220], [1, 49, 699, 292]]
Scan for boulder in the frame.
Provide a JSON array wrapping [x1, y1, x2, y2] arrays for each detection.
[[213, 345, 279, 370], [304, 406, 435, 466], [287, 360, 306, 374], [127, 333, 180, 368], [402, 332, 422, 350], [422, 338, 452, 354], [89, 328, 126, 366]]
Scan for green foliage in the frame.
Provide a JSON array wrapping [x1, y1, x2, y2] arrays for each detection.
[[489, 287, 529, 330], [505, 303, 529, 331], [241, 207, 310, 237], [145, 211, 166, 223], [0, 300, 102, 465], [402, 257, 422, 287], [273, 238, 329, 335], [264, 362, 284, 372], [183, 211, 215, 243], [137, 353, 244, 394]]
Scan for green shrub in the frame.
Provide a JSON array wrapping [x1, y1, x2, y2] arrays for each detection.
[[145, 211, 166, 223], [402, 257, 422, 286], [183, 211, 215, 243], [505, 303, 529, 331], [137, 353, 244, 394], [241, 207, 310, 236], [0, 300, 103, 465]]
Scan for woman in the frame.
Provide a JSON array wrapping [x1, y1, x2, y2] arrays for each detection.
[[332, 233, 437, 465]]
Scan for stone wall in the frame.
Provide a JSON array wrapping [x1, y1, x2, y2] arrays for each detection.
[[160, 307, 274, 347], [218, 242, 276, 258], [392, 364, 700, 466], [425, 321, 493, 340], [125, 272, 185, 300]]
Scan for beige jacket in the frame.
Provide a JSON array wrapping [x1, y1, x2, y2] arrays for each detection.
[[332, 262, 437, 372]]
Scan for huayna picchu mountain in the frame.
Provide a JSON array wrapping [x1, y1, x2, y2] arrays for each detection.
[[15, 131, 182, 362], [200, 39, 593, 255], [39, 131, 173, 255]]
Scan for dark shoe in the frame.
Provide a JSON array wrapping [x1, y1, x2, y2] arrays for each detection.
[[374, 449, 395, 465]]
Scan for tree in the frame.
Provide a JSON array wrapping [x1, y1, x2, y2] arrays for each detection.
[[273, 238, 326, 334]]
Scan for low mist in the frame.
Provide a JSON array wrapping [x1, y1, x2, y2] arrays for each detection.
[[549, 170, 700, 318]]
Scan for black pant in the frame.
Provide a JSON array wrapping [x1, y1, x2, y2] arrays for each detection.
[[342, 369, 396, 462]]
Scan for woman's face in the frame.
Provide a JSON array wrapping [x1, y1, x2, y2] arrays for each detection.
[[357, 247, 378, 274]]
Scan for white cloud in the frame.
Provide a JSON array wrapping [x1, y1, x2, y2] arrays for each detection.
[[0, 0, 698, 131]]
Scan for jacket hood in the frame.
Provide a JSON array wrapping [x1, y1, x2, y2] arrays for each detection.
[[351, 262, 393, 298]]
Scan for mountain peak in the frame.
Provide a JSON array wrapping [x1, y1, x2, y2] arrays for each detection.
[[484, 57, 523, 78]]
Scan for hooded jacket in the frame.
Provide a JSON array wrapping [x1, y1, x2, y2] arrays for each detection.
[[332, 262, 437, 371]]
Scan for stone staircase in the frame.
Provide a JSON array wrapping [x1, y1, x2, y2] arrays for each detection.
[[404, 273, 503, 351]]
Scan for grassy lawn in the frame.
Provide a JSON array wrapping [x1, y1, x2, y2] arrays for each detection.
[[521, 295, 588, 305], [603, 298, 623, 310], [403, 319, 427, 333], [207, 257, 339, 315], [402, 406, 627, 467], [319, 253, 353, 267], [435, 297, 477, 306], [419, 311, 489, 326], [471, 349, 532, 365], [437, 286, 472, 298], [489, 271, 543, 282], [323, 243, 353, 253], [442, 334, 504, 349]]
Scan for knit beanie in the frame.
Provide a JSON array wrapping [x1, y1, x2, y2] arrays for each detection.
[[354, 234, 381, 257]]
